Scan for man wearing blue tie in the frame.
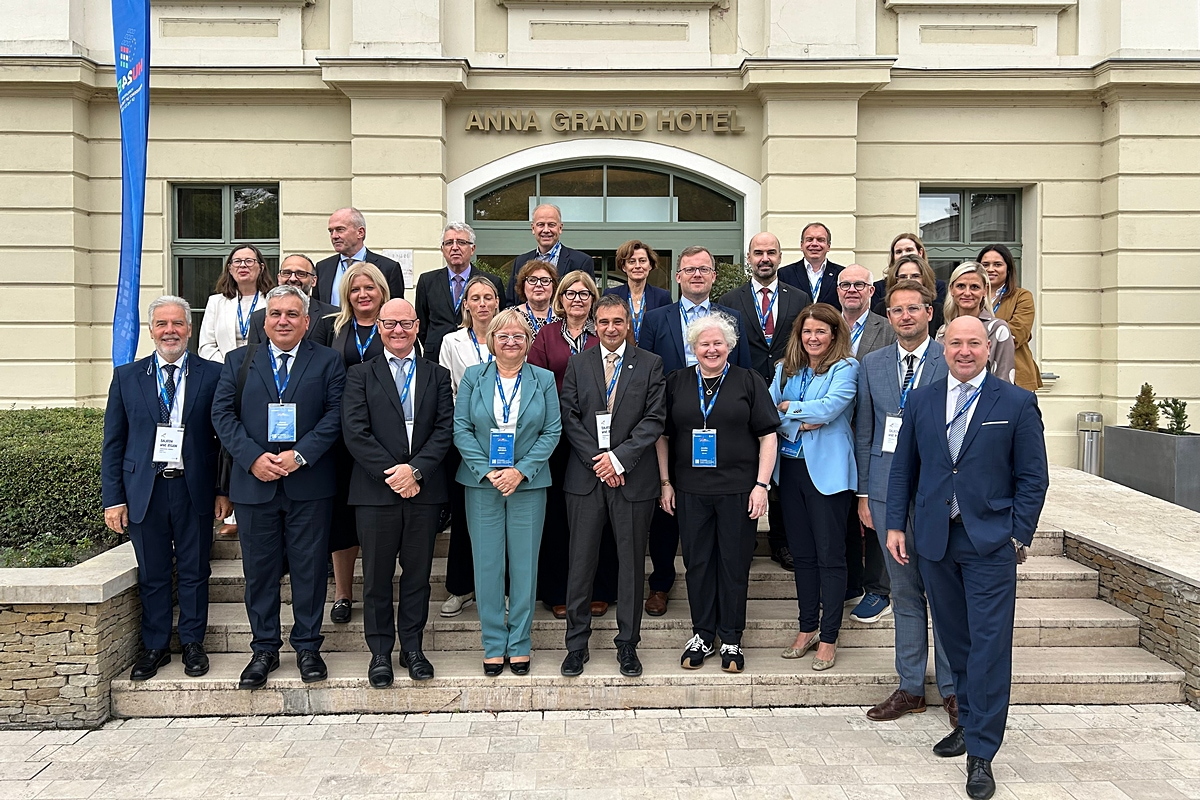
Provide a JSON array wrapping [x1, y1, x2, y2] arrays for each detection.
[[886, 315, 1049, 800]]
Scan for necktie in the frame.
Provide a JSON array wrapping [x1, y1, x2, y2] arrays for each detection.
[[604, 352, 620, 412], [948, 382, 973, 517], [394, 358, 413, 418], [160, 364, 177, 424], [452, 275, 464, 310], [760, 288, 774, 337], [276, 353, 290, 401], [902, 354, 916, 391]]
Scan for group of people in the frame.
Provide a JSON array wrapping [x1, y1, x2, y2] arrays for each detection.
[[102, 207, 1049, 800]]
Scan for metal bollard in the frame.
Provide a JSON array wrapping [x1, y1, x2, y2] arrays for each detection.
[[1077, 411, 1103, 475]]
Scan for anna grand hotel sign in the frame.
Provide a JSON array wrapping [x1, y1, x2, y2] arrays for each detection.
[[465, 107, 746, 133]]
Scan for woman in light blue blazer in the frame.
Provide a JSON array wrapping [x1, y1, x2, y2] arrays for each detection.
[[769, 303, 860, 671], [454, 307, 561, 676]]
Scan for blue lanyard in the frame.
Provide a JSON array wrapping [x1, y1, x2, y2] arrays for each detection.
[[810, 271, 823, 300], [353, 320, 378, 362], [631, 293, 646, 344], [992, 286, 1007, 315], [755, 287, 778, 343], [544, 241, 562, 264], [796, 368, 815, 402], [496, 370, 522, 424], [155, 353, 186, 416], [696, 363, 729, 427], [945, 381, 984, 431], [468, 329, 493, 364], [396, 358, 415, 409], [604, 354, 623, 407], [525, 304, 554, 335], [236, 294, 259, 340], [897, 350, 928, 412], [270, 345, 292, 400], [849, 317, 866, 347]]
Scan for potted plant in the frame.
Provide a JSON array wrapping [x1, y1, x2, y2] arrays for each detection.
[[1103, 383, 1200, 512]]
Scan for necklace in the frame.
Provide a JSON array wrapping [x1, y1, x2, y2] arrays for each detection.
[[701, 375, 723, 396]]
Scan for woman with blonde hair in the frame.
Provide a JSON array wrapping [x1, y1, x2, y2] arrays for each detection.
[[937, 261, 1016, 384]]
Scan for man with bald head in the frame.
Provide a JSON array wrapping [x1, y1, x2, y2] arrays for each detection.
[[341, 298, 454, 687], [886, 315, 1048, 799], [315, 207, 405, 305], [505, 203, 595, 304]]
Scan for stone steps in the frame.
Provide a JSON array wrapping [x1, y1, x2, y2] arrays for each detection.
[[109, 646, 1185, 718], [188, 597, 1140, 654]]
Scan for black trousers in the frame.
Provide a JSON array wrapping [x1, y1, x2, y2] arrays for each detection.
[[127, 474, 211, 650], [443, 450, 475, 598], [357, 503, 441, 655], [677, 490, 757, 645], [779, 457, 853, 644], [767, 497, 786, 553], [236, 494, 332, 653], [846, 506, 890, 597], [564, 484, 655, 650], [647, 507, 678, 593]]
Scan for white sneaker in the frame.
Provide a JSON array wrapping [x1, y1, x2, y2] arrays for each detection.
[[440, 592, 475, 617]]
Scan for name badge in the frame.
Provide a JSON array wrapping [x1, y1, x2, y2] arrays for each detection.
[[691, 429, 717, 468], [881, 413, 904, 454], [267, 403, 298, 443], [780, 430, 803, 459], [595, 412, 612, 450], [153, 425, 185, 462], [489, 428, 515, 468]]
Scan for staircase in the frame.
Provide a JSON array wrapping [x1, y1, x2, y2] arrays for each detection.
[[110, 522, 1185, 717]]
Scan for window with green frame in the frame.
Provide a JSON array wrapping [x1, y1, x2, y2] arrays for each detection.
[[173, 184, 280, 348], [919, 188, 1021, 281]]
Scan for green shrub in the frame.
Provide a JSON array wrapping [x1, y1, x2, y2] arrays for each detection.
[[712, 261, 750, 303], [0, 408, 118, 567], [1128, 383, 1159, 431], [1159, 397, 1190, 435]]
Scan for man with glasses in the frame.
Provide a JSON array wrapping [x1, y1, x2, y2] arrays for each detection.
[[341, 298, 454, 687], [248, 254, 337, 345], [637, 246, 751, 615], [316, 207, 405, 306], [778, 221, 844, 309], [504, 204, 594, 304], [415, 222, 506, 365]]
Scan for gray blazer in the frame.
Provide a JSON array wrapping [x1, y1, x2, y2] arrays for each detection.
[[854, 312, 897, 360], [855, 339, 948, 501]]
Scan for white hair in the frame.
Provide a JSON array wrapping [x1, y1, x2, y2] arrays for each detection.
[[266, 284, 310, 314], [147, 295, 191, 320], [442, 221, 476, 244], [685, 310, 739, 350]]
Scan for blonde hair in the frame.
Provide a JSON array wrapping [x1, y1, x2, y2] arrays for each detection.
[[485, 307, 535, 358], [459, 275, 501, 330], [551, 270, 600, 320], [943, 261, 990, 324], [332, 261, 391, 336]]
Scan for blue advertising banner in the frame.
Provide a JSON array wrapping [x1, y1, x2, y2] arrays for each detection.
[[110, 0, 150, 365]]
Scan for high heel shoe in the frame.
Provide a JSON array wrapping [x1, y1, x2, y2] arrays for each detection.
[[483, 660, 504, 677], [509, 658, 531, 675], [781, 632, 819, 659]]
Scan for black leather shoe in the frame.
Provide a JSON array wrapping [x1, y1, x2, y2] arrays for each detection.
[[239, 651, 279, 689], [368, 654, 393, 689], [509, 658, 530, 675], [399, 650, 434, 681], [483, 660, 504, 677], [130, 649, 171, 681], [329, 598, 352, 624], [772, 546, 795, 571], [933, 725, 967, 758], [560, 648, 589, 677], [616, 644, 643, 677], [966, 756, 996, 800], [182, 642, 209, 677], [296, 649, 328, 683]]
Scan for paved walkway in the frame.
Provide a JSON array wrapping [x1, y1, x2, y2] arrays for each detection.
[[1, 704, 1198, 799]]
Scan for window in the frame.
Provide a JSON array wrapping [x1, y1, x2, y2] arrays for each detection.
[[173, 185, 280, 347], [918, 188, 1021, 281]]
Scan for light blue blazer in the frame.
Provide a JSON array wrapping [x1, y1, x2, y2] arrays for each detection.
[[453, 361, 561, 491], [769, 358, 859, 495]]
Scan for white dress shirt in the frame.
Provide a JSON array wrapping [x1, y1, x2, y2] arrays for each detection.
[[494, 372, 521, 432], [331, 245, 368, 306], [388, 352, 418, 442], [750, 277, 779, 334], [679, 297, 711, 366], [945, 369, 987, 432], [805, 259, 827, 296], [897, 336, 932, 393], [156, 352, 186, 469], [598, 341, 628, 475]]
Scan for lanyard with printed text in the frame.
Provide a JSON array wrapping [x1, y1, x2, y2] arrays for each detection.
[[897, 350, 928, 412], [236, 294, 259, 340], [496, 370, 522, 425], [155, 353, 186, 416], [756, 287, 779, 343], [945, 382, 984, 431], [353, 320, 378, 362], [469, 329, 493, 364], [697, 363, 729, 427]]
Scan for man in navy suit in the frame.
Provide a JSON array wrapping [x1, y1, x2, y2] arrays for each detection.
[[886, 315, 1048, 800], [637, 245, 751, 615], [247, 253, 337, 346], [102, 296, 228, 681], [777, 221, 844, 309], [504, 204, 595, 304], [212, 285, 347, 689], [315, 207, 405, 304]]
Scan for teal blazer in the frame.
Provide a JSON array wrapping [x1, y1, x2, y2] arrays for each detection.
[[769, 357, 859, 495], [453, 361, 562, 490]]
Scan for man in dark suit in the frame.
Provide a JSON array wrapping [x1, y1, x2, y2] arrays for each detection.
[[102, 296, 228, 681], [637, 245, 751, 615], [212, 285, 346, 690], [416, 222, 506, 365], [559, 294, 667, 678], [504, 203, 595, 304], [886, 315, 1049, 800], [718, 231, 810, 572], [247, 253, 337, 345], [315, 207, 405, 305], [777, 221, 844, 309], [342, 298, 454, 688]]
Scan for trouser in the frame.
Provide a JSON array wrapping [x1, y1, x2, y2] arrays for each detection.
[[677, 490, 756, 645], [127, 474, 212, 650], [767, 497, 786, 553], [647, 507, 679, 593], [236, 494, 332, 653], [443, 456, 476, 597], [847, 507, 891, 597], [357, 502, 441, 655]]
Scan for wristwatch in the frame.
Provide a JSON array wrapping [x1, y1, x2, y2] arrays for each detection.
[[410, 466, 423, 482], [293, 452, 307, 468], [755, 481, 770, 490]]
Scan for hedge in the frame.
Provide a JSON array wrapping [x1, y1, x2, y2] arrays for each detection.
[[0, 408, 118, 567]]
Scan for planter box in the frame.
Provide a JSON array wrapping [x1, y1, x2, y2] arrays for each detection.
[[1103, 426, 1200, 513]]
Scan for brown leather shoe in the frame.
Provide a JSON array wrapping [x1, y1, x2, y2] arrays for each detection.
[[552, 605, 567, 619], [866, 688, 927, 721], [943, 694, 959, 729], [644, 591, 668, 617], [216, 523, 238, 539], [590, 601, 609, 617]]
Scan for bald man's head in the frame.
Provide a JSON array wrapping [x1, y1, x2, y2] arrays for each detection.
[[379, 298, 419, 358], [837, 264, 874, 314], [944, 315, 990, 383], [747, 232, 783, 282]]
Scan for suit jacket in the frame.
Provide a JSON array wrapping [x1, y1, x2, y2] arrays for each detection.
[[101, 352, 224, 524], [308, 314, 386, 367], [994, 286, 1042, 391], [853, 312, 898, 360], [505, 245, 595, 304], [527, 322, 599, 391], [559, 345, 667, 503], [638, 301, 753, 375], [885, 373, 1048, 561], [778, 259, 844, 309], [855, 339, 949, 501], [768, 358, 860, 495], [315, 249, 405, 305], [198, 292, 267, 363], [341, 353, 454, 506], [211, 339, 346, 505], [416, 267, 506, 365], [452, 361, 562, 490], [718, 281, 811, 381], [871, 278, 947, 339], [246, 297, 337, 346]]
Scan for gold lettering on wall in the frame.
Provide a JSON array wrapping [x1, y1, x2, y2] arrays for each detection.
[[466, 108, 743, 135]]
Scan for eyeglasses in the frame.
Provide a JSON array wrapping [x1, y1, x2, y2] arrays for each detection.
[[525, 276, 555, 286], [837, 281, 869, 292], [441, 239, 473, 248], [379, 318, 417, 330], [562, 289, 592, 300], [495, 333, 528, 344], [230, 258, 260, 267], [278, 269, 314, 280], [886, 304, 930, 316], [679, 267, 715, 276]]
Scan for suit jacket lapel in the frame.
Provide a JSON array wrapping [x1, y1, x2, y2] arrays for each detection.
[[669, 304, 686, 367], [958, 374, 1000, 457], [741, 286, 770, 348], [935, 380, 954, 465], [882, 344, 902, 410], [611, 347, 636, 416], [281, 341, 314, 403], [515, 362, 536, 423], [254, 345, 278, 399], [138, 356, 161, 423], [372, 355, 405, 420], [479, 362, 500, 428], [182, 355, 205, 425]]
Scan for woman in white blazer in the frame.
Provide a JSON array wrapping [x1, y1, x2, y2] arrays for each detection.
[[198, 244, 273, 363]]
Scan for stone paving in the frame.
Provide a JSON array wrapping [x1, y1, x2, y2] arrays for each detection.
[[1, 704, 1199, 799]]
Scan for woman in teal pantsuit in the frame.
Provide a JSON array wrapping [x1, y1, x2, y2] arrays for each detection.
[[453, 307, 562, 675]]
